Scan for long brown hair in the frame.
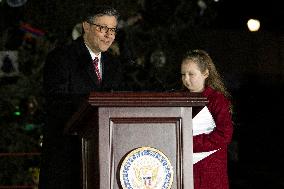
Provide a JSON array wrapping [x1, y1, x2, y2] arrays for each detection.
[[182, 49, 231, 99]]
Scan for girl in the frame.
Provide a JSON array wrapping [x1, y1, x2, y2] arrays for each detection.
[[181, 49, 233, 189]]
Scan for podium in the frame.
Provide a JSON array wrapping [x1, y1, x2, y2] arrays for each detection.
[[65, 91, 207, 189]]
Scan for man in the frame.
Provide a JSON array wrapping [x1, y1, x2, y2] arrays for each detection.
[[39, 5, 123, 188]]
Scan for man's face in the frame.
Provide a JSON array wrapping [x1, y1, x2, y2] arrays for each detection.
[[83, 15, 117, 55]]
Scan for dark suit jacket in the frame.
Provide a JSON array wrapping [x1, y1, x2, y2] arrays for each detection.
[[43, 37, 123, 95], [39, 37, 124, 189]]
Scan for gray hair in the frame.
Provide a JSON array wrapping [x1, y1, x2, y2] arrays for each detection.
[[84, 5, 120, 23]]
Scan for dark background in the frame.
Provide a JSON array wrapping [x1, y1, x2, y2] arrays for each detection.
[[0, 0, 283, 188]]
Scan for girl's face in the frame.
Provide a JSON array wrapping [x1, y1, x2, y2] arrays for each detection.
[[181, 60, 208, 92]]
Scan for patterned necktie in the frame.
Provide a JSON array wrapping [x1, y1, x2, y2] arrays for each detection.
[[93, 57, 102, 83]]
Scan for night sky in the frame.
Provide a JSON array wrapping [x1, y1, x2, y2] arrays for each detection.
[[213, 0, 283, 32]]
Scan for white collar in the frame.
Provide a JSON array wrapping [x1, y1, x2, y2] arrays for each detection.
[[85, 44, 102, 60]]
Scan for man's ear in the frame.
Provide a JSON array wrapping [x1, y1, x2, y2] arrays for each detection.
[[82, 22, 90, 33]]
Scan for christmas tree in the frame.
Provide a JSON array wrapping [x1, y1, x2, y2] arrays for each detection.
[[0, 0, 218, 186]]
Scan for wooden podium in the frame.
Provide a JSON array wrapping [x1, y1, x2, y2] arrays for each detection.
[[66, 91, 207, 189]]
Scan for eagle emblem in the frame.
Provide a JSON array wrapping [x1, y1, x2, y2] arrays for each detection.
[[120, 147, 173, 189]]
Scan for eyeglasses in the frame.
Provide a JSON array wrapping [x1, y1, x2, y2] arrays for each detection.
[[88, 22, 117, 35]]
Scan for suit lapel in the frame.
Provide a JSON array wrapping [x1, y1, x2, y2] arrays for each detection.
[[74, 37, 101, 86], [101, 53, 112, 88], [101, 53, 121, 91]]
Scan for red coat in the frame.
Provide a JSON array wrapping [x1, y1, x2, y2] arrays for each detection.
[[193, 86, 233, 189]]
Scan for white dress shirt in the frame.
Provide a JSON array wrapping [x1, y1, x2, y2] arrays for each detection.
[[85, 44, 102, 79]]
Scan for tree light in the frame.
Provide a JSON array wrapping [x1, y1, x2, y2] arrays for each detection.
[[14, 111, 21, 116]]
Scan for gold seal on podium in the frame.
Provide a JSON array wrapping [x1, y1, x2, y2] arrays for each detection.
[[120, 146, 173, 189]]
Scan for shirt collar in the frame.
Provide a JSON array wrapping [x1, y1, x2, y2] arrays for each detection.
[[85, 44, 101, 60]]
